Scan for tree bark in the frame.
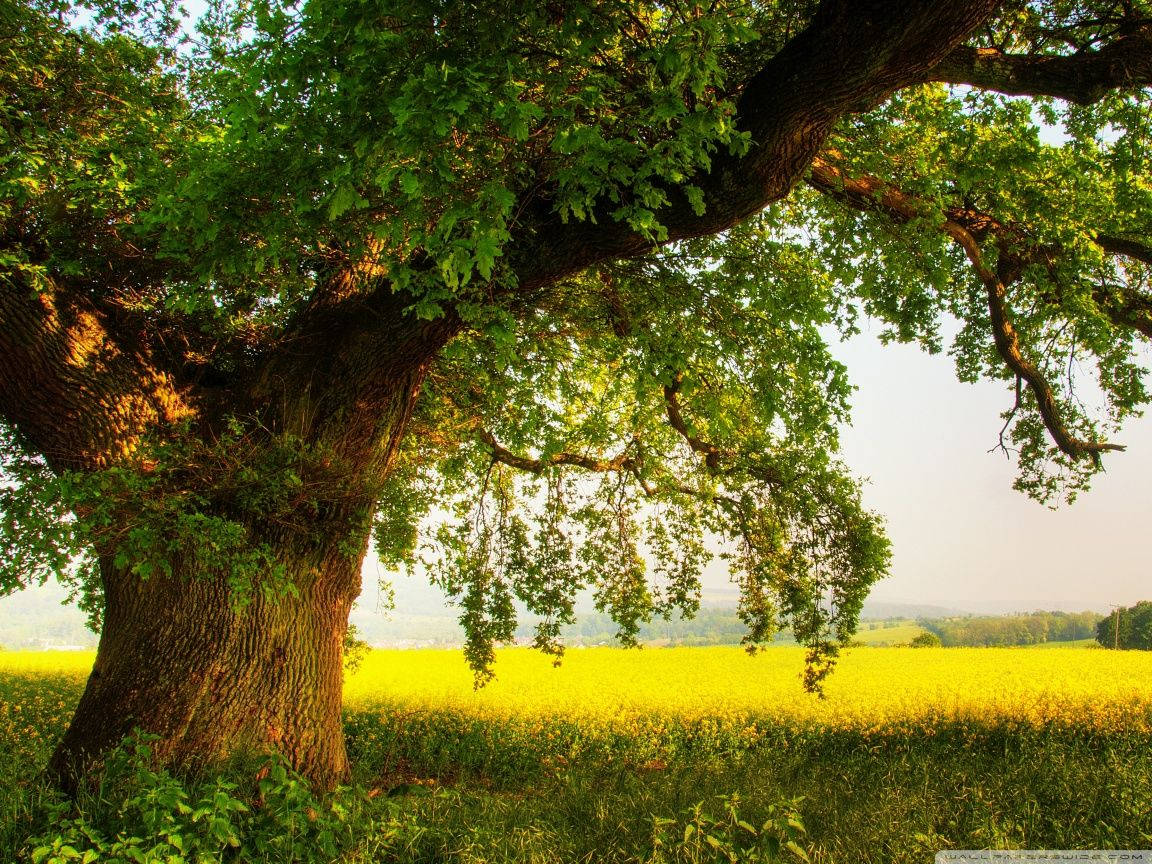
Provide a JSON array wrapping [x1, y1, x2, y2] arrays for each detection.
[[1, 280, 457, 791], [38, 327, 450, 789], [49, 529, 365, 791]]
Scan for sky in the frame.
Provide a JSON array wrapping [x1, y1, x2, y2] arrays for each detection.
[[823, 323, 1152, 614]]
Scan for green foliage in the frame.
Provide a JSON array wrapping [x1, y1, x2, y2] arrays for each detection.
[[0, 436, 99, 627], [650, 794, 810, 863], [131, 0, 767, 317], [0, 0, 192, 294], [923, 611, 1102, 647], [396, 228, 889, 686], [25, 734, 368, 864], [1096, 601, 1152, 650], [909, 632, 942, 649]]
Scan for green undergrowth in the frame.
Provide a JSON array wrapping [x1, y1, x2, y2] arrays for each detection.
[[2, 671, 1151, 863], [2, 735, 813, 864]]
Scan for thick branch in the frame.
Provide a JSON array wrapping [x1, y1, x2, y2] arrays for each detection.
[[0, 279, 193, 470], [1094, 283, 1152, 340], [808, 158, 1126, 463], [508, 0, 1000, 291], [1097, 234, 1152, 266], [663, 375, 723, 472], [809, 157, 1152, 339], [661, 375, 784, 489], [929, 27, 1152, 104], [248, 273, 462, 464], [475, 424, 746, 510], [476, 426, 638, 476], [977, 250, 1125, 465]]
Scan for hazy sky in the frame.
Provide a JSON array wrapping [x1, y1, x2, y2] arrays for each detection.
[[825, 323, 1152, 614]]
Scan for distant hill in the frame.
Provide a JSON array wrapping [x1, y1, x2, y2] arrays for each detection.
[[858, 601, 971, 620], [0, 579, 96, 649]]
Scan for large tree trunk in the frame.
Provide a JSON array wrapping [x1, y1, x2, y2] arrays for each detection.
[[49, 526, 368, 791], [0, 278, 456, 791]]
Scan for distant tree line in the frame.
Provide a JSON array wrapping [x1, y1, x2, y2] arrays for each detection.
[[548, 609, 794, 647], [920, 611, 1101, 647], [1096, 602, 1152, 650]]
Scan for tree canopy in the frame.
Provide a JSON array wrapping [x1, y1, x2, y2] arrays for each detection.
[[924, 611, 1101, 647], [1097, 601, 1152, 649], [1, 0, 1151, 781]]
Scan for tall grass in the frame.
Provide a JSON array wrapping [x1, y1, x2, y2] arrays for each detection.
[[2, 646, 1150, 862]]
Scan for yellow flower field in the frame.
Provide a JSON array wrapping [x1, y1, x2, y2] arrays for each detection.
[[339, 645, 1152, 734], [6, 645, 1152, 755], [4, 642, 1152, 816]]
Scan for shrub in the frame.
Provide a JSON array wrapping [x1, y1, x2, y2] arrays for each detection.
[[910, 632, 942, 648], [25, 734, 366, 864], [649, 793, 811, 863]]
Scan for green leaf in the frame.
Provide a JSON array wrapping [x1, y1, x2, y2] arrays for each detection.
[[327, 185, 359, 220]]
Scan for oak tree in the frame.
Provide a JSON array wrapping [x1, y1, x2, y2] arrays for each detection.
[[2, 0, 1150, 787]]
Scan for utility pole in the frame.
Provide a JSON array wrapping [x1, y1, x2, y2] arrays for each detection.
[[1110, 604, 1125, 650]]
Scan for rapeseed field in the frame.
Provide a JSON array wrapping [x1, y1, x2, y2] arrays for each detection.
[[5, 644, 1152, 766], [3, 645, 1152, 863], [343, 644, 1152, 732]]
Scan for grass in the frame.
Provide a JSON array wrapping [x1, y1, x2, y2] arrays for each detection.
[[2, 645, 1151, 862], [1025, 638, 1102, 649], [850, 623, 927, 645]]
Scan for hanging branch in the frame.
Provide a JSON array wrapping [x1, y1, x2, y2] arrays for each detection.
[[808, 156, 1131, 464]]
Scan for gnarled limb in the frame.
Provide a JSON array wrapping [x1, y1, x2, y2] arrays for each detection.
[[1094, 283, 1152, 339], [507, 0, 1001, 290], [928, 25, 1152, 104], [662, 374, 724, 472], [975, 241, 1126, 465], [476, 425, 640, 476], [808, 157, 1128, 463], [808, 157, 1152, 339], [0, 279, 192, 470], [1097, 234, 1152, 267]]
